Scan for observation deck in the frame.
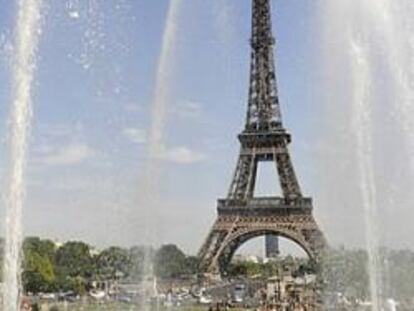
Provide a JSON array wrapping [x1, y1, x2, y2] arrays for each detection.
[[217, 197, 313, 216]]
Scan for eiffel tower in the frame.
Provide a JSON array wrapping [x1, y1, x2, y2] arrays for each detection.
[[198, 0, 326, 276]]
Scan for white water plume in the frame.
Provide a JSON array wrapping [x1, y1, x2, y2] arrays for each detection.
[[355, 0, 414, 170], [141, 0, 183, 243], [139, 0, 183, 306], [350, 38, 383, 311], [319, 0, 414, 307], [3, 0, 44, 310], [147, 0, 183, 160]]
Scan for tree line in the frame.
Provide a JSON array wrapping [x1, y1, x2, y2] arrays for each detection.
[[323, 247, 414, 302], [6, 237, 199, 294], [0, 237, 413, 302]]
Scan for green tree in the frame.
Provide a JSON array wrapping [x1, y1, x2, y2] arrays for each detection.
[[388, 249, 414, 300], [324, 248, 369, 299], [228, 262, 249, 277], [184, 256, 200, 275], [96, 247, 131, 280], [129, 246, 155, 280], [55, 241, 93, 278], [24, 237, 56, 261], [22, 238, 56, 293], [154, 244, 187, 278], [228, 261, 262, 277]]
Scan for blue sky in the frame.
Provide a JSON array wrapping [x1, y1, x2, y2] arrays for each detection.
[[1, 0, 413, 255]]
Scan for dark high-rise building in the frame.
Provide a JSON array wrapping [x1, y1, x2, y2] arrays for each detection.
[[265, 235, 280, 258]]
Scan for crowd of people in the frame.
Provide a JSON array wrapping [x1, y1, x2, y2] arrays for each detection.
[[20, 299, 59, 311]]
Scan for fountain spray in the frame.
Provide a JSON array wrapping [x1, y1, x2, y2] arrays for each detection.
[[320, 0, 414, 307], [139, 0, 183, 308], [3, 0, 44, 310], [350, 37, 383, 311]]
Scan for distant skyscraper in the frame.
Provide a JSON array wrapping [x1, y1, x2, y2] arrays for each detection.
[[265, 234, 279, 258]]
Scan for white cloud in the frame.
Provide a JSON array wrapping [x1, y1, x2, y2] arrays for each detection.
[[123, 127, 146, 144], [176, 100, 203, 119], [37, 143, 95, 166], [124, 102, 143, 113], [38, 122, 83, 138], [158, 146, 206, 164]]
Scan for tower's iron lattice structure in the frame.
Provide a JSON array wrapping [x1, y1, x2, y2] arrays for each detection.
[[198, 0, 326, 278]]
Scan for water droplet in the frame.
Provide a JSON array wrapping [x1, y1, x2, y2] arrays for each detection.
[[68, 10, 80, 19]]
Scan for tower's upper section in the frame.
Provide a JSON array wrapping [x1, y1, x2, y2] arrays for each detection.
[[244, 0, 283, 134]]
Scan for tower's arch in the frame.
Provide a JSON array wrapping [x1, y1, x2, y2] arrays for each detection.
[[218, 228, 314, 274], [200, 216, 325, 276]]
